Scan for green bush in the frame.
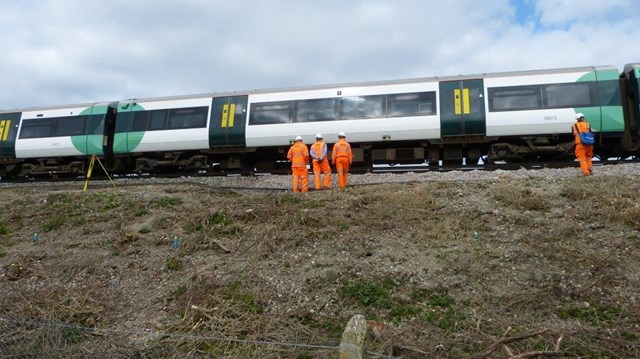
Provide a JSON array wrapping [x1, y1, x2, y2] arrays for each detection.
[[166, 256, 183, 271]]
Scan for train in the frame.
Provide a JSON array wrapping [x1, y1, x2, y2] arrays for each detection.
[[0, 62, 639, 177]]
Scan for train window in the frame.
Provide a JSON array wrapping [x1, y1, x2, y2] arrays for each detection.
[[19, 119, 54, 139], [488, 86, 542, 111], [149, 110, 167, 130], [168, 106, 208, 129], [86, 115, 105, 135], [341, 95, 384, 120], [131, 111, 149, 131], [388, 92, 436, 117], [249, 102, 292, 125], [296, 98, 337, 122], [597, 80, 622, 106], [56, 116, 87, 136], [544, 82, 594, 108], [115, 112, 131, 133]]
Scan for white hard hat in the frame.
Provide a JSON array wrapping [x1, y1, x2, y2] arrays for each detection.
[[575, 113, 585, 120], [316, 133, 323, 139], [338, 132, 346, 137], [295, 135, 303, 141]]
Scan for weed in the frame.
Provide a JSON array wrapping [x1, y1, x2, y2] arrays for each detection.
[[428, 292, 454, 308], [184, 222, 204, 233], [225, 281, 263, 314], [339, 280, 391, 307], [337, 222, 350, 230], [103, 194, 121, 209], [411, 288, 454, 308], [166, 285, 187, 302], [493, 185, 550, 210], [315, 317, 345, 337], [424, 307, 465, 332], [558, 304, 622, 326], [279, 194, 300, 204], [46, 193, 72, 204], [166, 256, 183, 271], [390, 303, 422, 319], [133, 208, 148, 217], [0, 224, 10, 235], [323, 270, 338, 284], [0, 252, 6, 258], [61, 327, 83, 344], [42, 217, 65, 232], [621, 331, 637, 340], [312, 262, 333, 268], [138, 227, 151, 234], [208, 212, 231, 226], [156, 197, 182, 208]]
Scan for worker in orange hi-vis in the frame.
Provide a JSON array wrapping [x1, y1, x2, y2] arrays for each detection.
[[310, 133, 332, 190], [331, 132, 353, 188], [572, 113, 594, 176], [287, 135, 310, 192]]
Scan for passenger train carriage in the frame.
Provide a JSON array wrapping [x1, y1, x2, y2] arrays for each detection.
[[0, 63, 639, 177]]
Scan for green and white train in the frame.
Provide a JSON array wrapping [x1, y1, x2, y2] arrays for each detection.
[[0, 63, 639, 176]]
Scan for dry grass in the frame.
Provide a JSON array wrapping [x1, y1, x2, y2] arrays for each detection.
[[1, 176, 640, 358]]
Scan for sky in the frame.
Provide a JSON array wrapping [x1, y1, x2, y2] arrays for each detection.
[[1, 0, 639, 110]]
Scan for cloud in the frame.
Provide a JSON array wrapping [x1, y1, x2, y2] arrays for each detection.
[[535, 0, 638, 27], [0, 0, 639, 110]]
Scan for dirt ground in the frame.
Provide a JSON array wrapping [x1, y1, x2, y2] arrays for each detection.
[[1, 173, 639, 358]]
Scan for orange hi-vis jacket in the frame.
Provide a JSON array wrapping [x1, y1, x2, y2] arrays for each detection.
[[572, 121, 592, 145], [287, 142, 309, 167], [310, 141, 328, 162], [332, 139, 353, 163]]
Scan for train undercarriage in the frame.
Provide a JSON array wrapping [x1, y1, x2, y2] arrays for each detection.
[[0, 133, 634, 179]]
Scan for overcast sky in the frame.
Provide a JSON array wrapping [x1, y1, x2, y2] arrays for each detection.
[[1, 0, 639, 110]]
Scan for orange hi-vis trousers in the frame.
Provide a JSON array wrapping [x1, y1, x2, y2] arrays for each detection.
[[312, 160, 331, 189], [575, 143, 593, 176], [291, 167, 309, 192], [335, 157, 350, 188]]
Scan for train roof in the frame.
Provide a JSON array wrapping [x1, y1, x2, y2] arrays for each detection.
[[0, 101, 118, 115], [113, 64, 618, 102], [0, 64, 621, 113], [624, 63, 640, 74]]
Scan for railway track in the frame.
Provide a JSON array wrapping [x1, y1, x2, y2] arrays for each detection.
[[0, 157, 632, 187]]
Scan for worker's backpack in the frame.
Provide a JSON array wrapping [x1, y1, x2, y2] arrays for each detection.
[[574, 124, 595, 145], [579, 132, 595, 145]]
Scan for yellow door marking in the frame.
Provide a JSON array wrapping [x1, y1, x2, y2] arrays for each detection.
[[0, 120, 9, 141], [3, 120, 9, 141], [463, 88, 470, 115], [454, 89, 461, 115], [221, 104, 229, 128], [228, 104, 236, 127]]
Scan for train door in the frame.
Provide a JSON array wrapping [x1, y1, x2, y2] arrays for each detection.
[[439, 79, 486, 137], [76, 103, 115, 156], [102, 103, 117, 157], [0, 112, 20, 159], [209, 96, 247, 147], [113, 101, 145, 154]]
